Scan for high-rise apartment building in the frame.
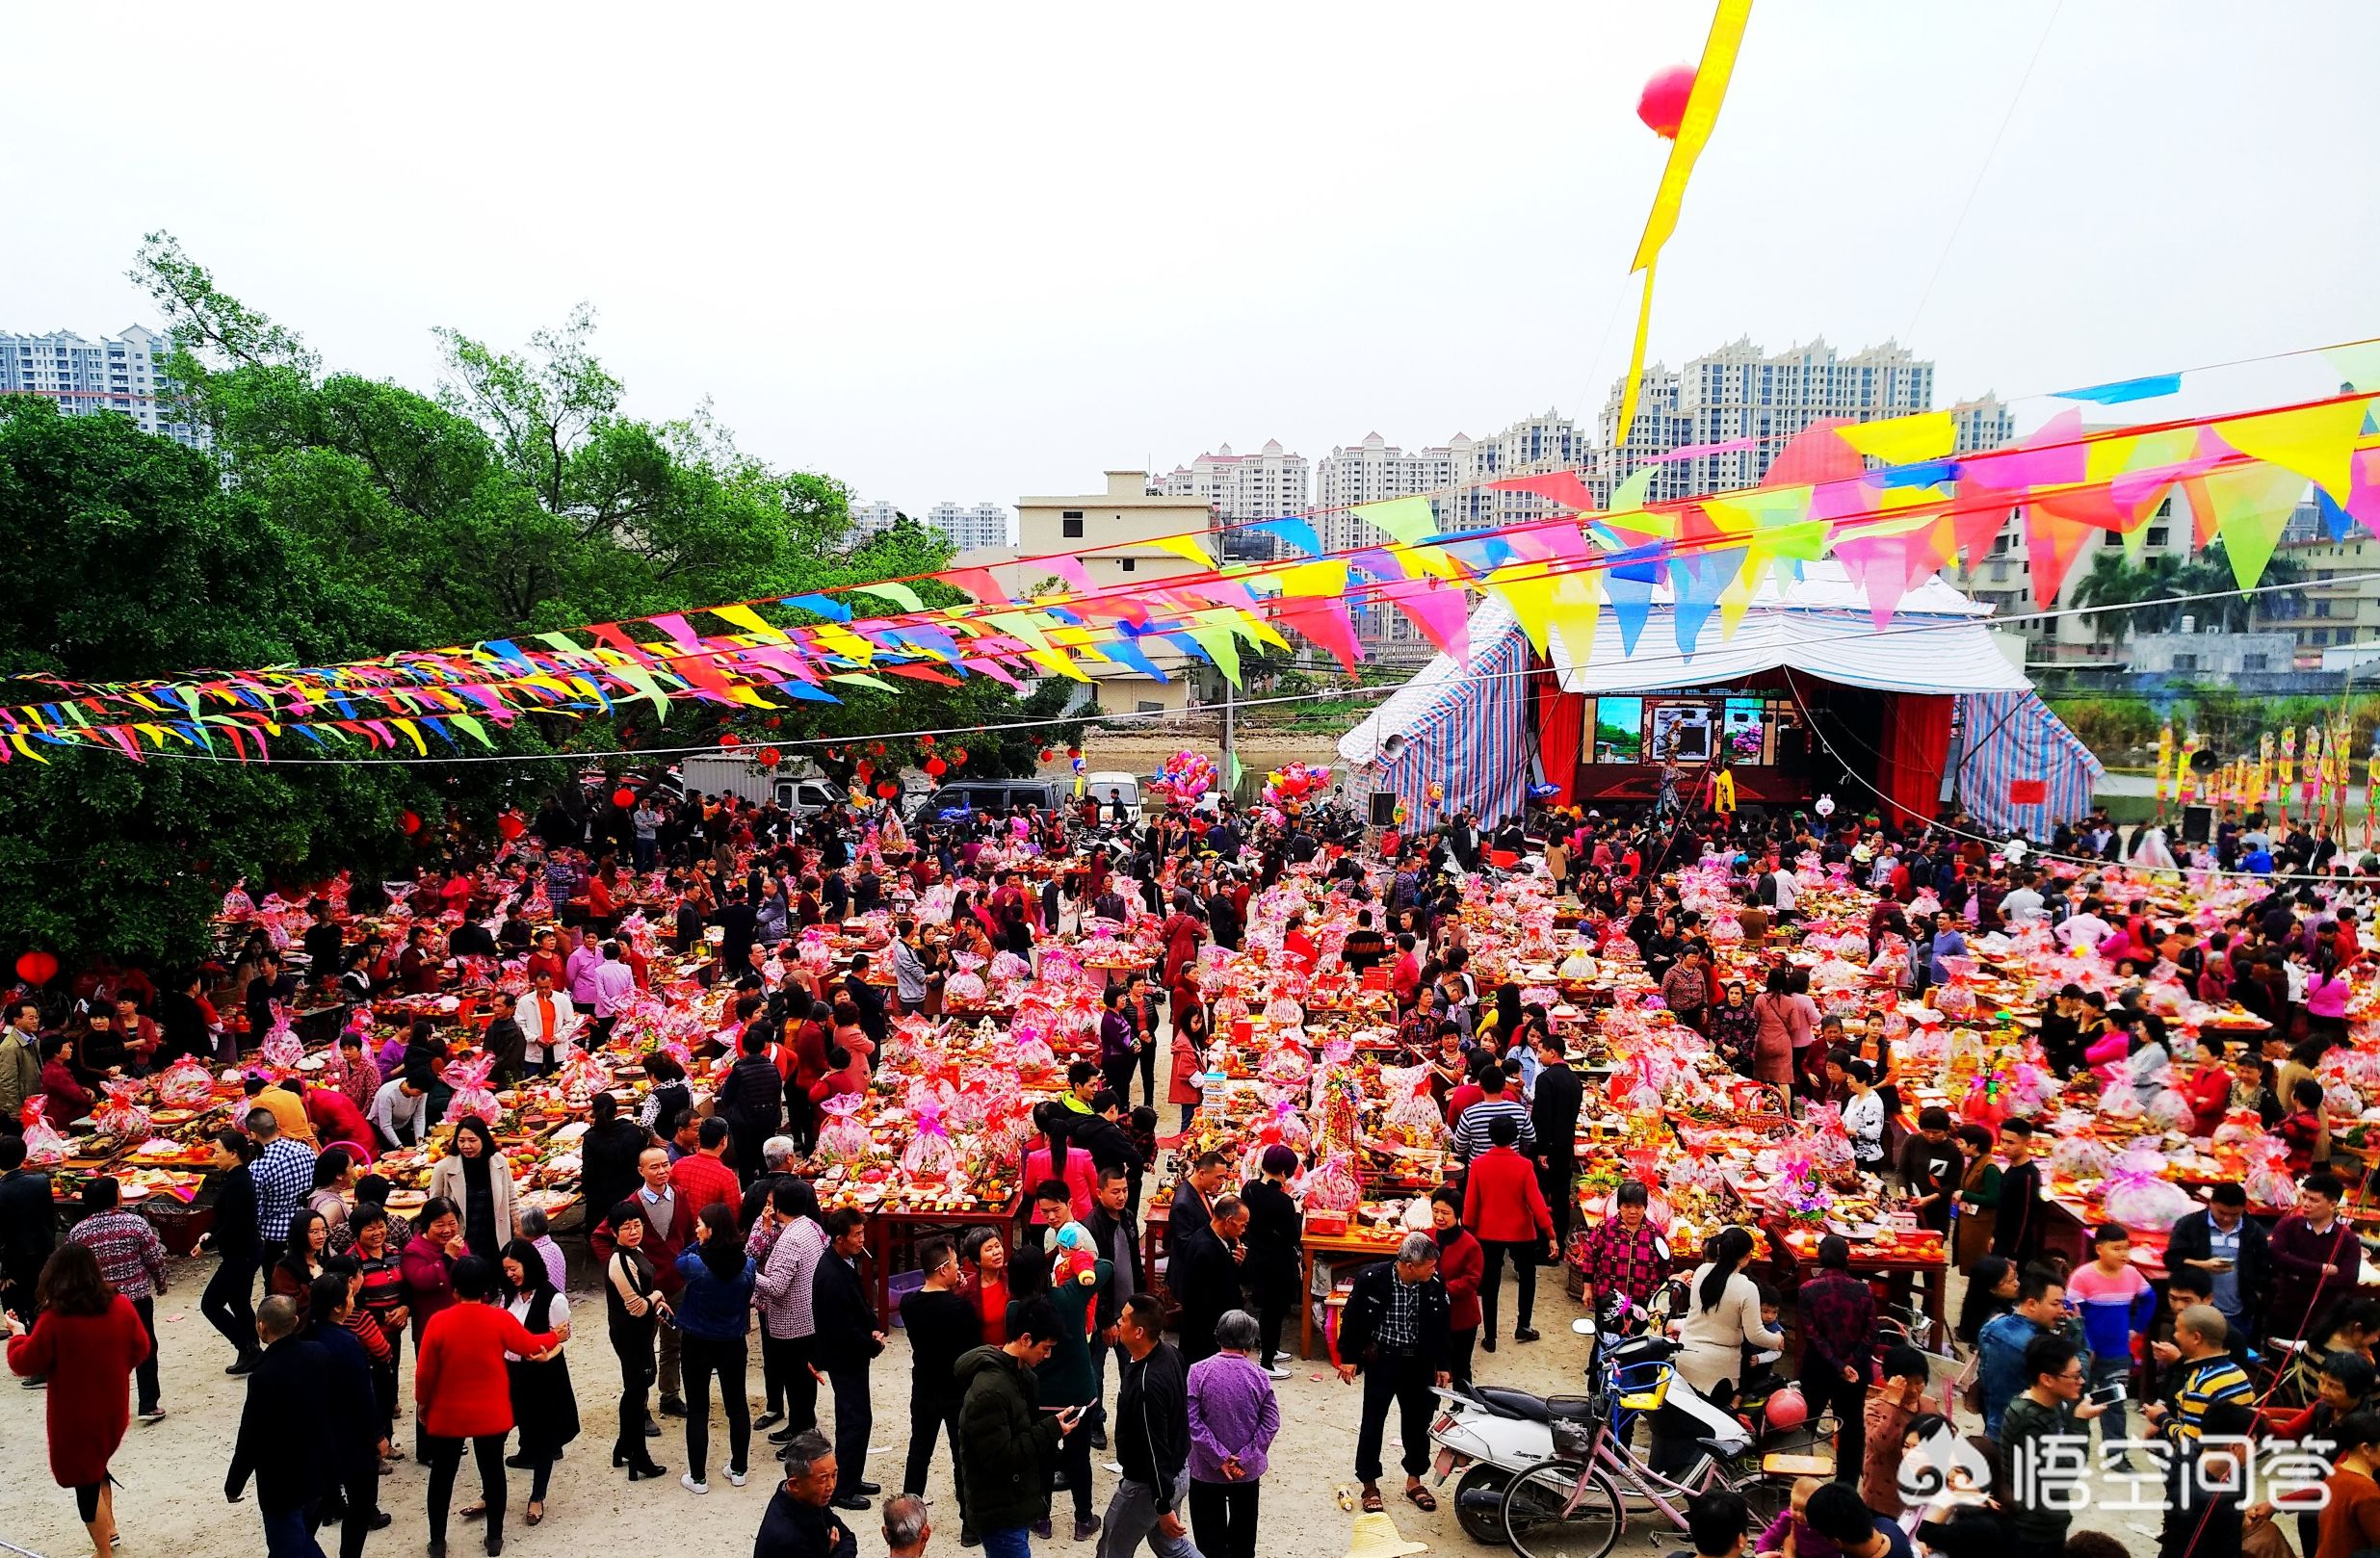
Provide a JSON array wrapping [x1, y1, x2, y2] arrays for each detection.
[[1156, 440, 1309, 561], [1595, 337, 1934, 501], [1312, 433, 1455, 555], [847, 499, 902, 542], [926, 501, 1012, 552], [0, 325, 211, 448]]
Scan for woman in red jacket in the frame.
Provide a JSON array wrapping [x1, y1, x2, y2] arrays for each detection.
[[1460, 1113, 1555, 1353], [5, 1243, 153, 1558], [1429, 1187, 1485, 1387], [415, 1255, 566, 1558]]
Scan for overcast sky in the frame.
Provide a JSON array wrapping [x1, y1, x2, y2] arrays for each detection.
[[8, 2, 2375, 517]]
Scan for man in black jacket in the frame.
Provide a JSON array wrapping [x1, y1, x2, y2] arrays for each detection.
[[225, 1295, 331, 1558], [1530, 1031, 1583, 1263], [0, 1135, 54, 1320], [480, 993, 528, 1085], [1084, 1165, 1142, 1449], [304, 1273, 390, 1554], [577, 1092, 649, 1239], [1335, 1232, 1452, 1517], [2163, 1183, 2270, 1343], [842, 956, 889, 1050], [716, 888, 758, 977], [809, 1207, 886, 1511], [1170, 1195, 1248, 1367], [1095, 1291, 1197, 1558], [719, 1026, 787, 1189]]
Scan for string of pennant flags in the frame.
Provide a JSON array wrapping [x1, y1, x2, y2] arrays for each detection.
[[3, 370, 2380, 767]]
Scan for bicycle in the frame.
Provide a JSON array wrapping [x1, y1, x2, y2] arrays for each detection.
[[1501, 1326, 1793, 1558]]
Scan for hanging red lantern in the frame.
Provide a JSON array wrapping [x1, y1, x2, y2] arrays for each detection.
[[1038, 748, 1055, 764], [870, 743, 886, 756], [400, 809, 422, 836], [919, 734, 935, 746], [497, 812, 527, 842], [719, 733, 742, 749], [757, 747, 782, 768], [876, 780, 900, 799], [766, 716, 783, 730], [951, 747, 968, 766], [925, 756, 947, 777], [15, 950, 58, 987], [855, 758, 874, 781], [1066, 745, 1082, 760], [612, 787, 637, 810]]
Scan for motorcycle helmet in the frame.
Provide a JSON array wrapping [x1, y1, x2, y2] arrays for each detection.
[[1761, 1384, 1808, 1431]]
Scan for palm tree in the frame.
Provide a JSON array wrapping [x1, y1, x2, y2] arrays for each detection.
[[2063, 542, 2301, 641]]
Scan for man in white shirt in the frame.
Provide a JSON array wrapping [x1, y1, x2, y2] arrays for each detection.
[[368, 1073, 430, 1152], [1999, 874, 2047, 926], [1767, 866, 1798, 915], [517, 967, 580, 1076], [590, 942, 637, 1045]]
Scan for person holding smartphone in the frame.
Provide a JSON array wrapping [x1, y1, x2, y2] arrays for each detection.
[[957, 1300, 1077, 1558], [2067, 1225, 2155, 1461]]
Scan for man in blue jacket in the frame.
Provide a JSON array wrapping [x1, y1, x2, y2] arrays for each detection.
[[1976, 1264, 2068, 1436]]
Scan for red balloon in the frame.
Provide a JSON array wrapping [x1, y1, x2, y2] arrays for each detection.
[[15, 951, 58, 987], [719, 733, 742, 749], [612, 788, 637, 810], [497, 812, 527, 842], [1637, 64, 1696, 139], [757, 747, 782, 768], [400, 809, 422, 836], [925, 757, 947, 777]]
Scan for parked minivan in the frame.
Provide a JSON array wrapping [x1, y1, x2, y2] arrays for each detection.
[[912, 778, 1062, 824]]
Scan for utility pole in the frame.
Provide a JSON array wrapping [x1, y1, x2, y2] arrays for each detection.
[[1222, 671, 1237, 800]]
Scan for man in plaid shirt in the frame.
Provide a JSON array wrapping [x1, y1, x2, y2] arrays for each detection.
[[246, 1106, 317, 1268], [1796, 1234, 1877, 1490], [1576, 1181, 1669, 1317], [66, 1175, 169, 1418]]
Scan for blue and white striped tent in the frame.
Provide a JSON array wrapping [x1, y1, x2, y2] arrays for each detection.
[[1952, 690, 2104, 841], [1338, 597, 1535, 828]]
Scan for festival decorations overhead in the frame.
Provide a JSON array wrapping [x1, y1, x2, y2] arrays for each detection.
[[3, 379, 2376, 766], [1611, 0, 1755, 454]]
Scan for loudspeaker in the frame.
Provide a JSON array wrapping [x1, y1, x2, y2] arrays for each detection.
[[2181, 804, 2212, 844], [1369, 791, 1399, 827], [2190, 748, 2219, 775]]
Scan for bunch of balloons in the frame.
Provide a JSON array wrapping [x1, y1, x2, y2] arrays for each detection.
[[1151, 749, 1217, 804], [1263, 762, 1332, 806]]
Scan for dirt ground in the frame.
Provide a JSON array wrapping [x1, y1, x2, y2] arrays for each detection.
[[0, 1245, 2178, 1558]]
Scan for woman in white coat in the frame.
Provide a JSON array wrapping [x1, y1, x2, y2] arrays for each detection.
[[1655, 1225, 1783, 1473], [427, 1113, 520, 1264]]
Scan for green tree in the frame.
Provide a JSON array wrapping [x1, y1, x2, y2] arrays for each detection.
[[0, 400, 461, 962], [2064, 540, 2303, 643]]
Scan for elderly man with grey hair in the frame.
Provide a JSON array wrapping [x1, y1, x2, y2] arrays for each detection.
[[740, 1134, 803, 1233], [881, 1492, 931, 1557], [754, 1430, 858, 1558], [1334, 1231, 1452, 1516]]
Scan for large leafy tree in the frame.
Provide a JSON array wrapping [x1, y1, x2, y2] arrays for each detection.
[[0, 239, 1072, 963]]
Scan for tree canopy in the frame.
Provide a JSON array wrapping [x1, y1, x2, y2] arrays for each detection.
[[0, 236, 1071, 964]]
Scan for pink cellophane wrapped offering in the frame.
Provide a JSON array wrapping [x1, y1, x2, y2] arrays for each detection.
[[557, 1050, 613, 1104], [1012, 1027, 1058, 1080], [2101, 1163, 2197, 1231], [2242, 1135, 2297, 1208], [95, 1078, 151, 1141], [814, 1093, 876, 1169], [442, 1054, 501, 1126], [798, 931, 835, 976], [944, 952, 988, 1009], [221, 883, 256, 921], [2044, 1133, 2114, 1183], [157, 1055, 214, 1106], [1302, 1150, 1361, 1213], [1381, 1062, 1444, 1145], [901, 1103, 962, 1179], [18, 1102, 68, 1164], [259, 1001, 305, 1073], [1259, 1044, 1311, 1086], [1798, 1103, 1856, 1180]]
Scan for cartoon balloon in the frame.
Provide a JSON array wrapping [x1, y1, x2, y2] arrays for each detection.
[[1637, 64, 1696, 139]]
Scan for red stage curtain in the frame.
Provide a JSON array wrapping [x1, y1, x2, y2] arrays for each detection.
[[1882, 694, 1954, 827], [1536, 683, 1584, 807]]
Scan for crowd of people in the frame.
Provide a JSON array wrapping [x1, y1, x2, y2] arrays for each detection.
[[5, 768, 2380, 1558]]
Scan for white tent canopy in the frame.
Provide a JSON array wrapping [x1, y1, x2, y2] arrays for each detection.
[[1547, 561, 2028, 696]]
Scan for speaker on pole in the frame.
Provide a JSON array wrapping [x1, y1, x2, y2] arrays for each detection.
[[2181, 804, 2212, 844], [1369, 791, 1399, 827]]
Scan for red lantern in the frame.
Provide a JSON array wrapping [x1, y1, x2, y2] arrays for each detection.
[[855, 759, 874, 781], [1038, 748, 1055, 764], [15, 950, 58, 987], [612, 787, 637, 810], [951, 747, 968, 766], [1636, 64, 1696, 139], [497, 812, 527, 842], [757, 747, 781, 768], [766, 716, 782, 729], [876, 780, 900, 799], [870, 743, 885, 756], [400, 809, 422, 836], [1066, 745, 1082, 760], [925, 757, 947, 777], [919, 734, 935, 746], [719, 733, 742, 749]]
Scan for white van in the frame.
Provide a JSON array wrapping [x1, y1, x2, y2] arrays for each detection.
[[676, 754, 841, 816], [1083, 771, 1142, 815]]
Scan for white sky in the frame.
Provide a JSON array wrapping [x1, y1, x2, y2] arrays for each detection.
[[7, 2, 2376, 517]]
